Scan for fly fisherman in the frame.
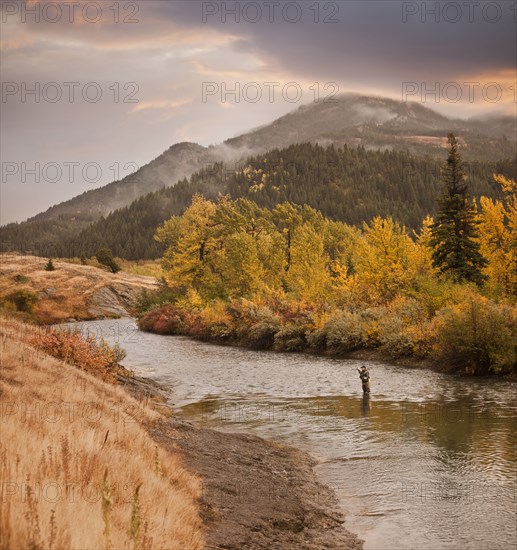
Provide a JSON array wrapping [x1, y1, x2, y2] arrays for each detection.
[[357, 365, 370, 394]]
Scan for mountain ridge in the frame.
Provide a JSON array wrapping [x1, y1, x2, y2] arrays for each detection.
[[7, 94, 515, 228]]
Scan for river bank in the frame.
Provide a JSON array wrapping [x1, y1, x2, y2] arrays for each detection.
[[119, 369, 364, 549], [0, 311, 364, 548], [137, 303, 517, 380]]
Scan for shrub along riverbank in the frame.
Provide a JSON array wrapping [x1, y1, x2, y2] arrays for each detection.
[[137, 169, 517, 377], [137, 292, 516, 376]]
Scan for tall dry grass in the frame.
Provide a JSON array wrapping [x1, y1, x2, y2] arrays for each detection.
[[0, 318, 204, 550]]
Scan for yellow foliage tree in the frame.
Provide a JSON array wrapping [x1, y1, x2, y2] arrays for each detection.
[[478, 175, 517, 296], [353, 217, 417, 303], [412, 216, 436, 277], [154, 194, 218, 296], [285, 223, 331, 301]]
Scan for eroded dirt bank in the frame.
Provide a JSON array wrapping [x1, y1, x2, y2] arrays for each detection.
[[122, 374, 364, 550]]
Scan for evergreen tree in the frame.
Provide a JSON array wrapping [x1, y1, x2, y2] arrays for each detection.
[[430, 134, 487, 285], [44, 258, 55, 271], [96, 248, 121, 273]]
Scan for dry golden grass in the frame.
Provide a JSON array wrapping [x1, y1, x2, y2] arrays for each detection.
[[0, 318, 204, 550], [117, 261, 164, 280], [0, 254, 158, 323], [60, 258, 164, 280]]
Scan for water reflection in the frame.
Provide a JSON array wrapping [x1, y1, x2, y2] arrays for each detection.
[[361, 394, 371, 417], [70, 319, 517, 550]]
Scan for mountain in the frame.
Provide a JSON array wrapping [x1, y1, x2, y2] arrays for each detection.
[[1, 94, 515, 256], [30, 142, 220, 223], [53, 144, 517, 259], [226, 94, 516, 160]]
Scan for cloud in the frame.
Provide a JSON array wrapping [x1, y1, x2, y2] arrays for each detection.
[[131, 98, 193, 113], [1, 0, 515, 223]]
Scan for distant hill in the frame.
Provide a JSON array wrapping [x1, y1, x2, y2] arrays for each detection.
[[226, 94, 516, 160], [1, 94, 515, 256], [30, 142, 221, 224], [34, 143, 516, 260]]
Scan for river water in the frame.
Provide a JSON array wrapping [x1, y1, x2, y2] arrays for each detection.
[[73, 318, 516, 550]]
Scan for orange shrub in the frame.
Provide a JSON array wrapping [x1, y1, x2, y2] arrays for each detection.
[[30, 327, 126, 382]]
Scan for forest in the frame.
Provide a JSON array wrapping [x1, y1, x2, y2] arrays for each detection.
[[137, 137, 516, 375], [1, 143, 515, 260]]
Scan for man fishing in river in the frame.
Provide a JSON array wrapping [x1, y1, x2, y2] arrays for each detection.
[[357, 365, 370, 394]]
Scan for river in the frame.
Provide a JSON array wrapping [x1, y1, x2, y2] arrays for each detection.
[[73, 318, 516, 550]]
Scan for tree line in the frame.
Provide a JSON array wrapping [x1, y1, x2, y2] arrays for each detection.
[[1, 142, 514, 260]]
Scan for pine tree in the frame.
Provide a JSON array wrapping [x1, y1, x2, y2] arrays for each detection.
[[96, 248, 121, 274], [430, 134, 487, 285], [45, 258, 55, 271]]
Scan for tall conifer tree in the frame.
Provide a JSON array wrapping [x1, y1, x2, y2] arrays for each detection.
[[430, 134, 487, 285]]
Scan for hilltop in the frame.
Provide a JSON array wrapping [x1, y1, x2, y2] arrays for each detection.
[[0, 255, 158, 323]]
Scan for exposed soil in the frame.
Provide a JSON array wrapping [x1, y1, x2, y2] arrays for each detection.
[[121, 372, 363, 550]]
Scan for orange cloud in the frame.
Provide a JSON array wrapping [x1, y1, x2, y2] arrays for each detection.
[[131, 98, 193, 113]]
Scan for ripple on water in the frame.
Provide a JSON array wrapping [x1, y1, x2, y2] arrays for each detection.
[[70, 319, 517, 550]]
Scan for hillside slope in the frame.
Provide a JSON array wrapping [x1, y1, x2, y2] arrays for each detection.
[[0, 255, 158, 322], [0, 318, 204, 550], [7, 95, 516, 228]]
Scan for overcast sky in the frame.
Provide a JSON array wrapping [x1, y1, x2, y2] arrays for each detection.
[[1, 0, 516, 223]]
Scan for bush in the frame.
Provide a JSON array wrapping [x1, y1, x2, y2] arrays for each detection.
[[274, 325, 307, 352], [96, 248, 121, 274], [376, 298, 429, 358], [432, 296, 516, 374], [188, 301, 234, 341], [245, 307, 281, 349], [306, 327, 327, 352], [2, 289, 38, 313], [321, 311, 365, 355], [30, 327, 126, 382], [135, 280, 181, 316], [246, 320, 280, 349], [138, 305, 186, 335], [13, 274, 30, 283]]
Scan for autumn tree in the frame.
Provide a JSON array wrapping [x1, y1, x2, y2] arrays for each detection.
[[430, 134, 487, 285], [272, 202, 303, 272], [155, 195, 218, 297], [285, 222, 331, 301], [211, 198, 282, 297], [353, 217, 416, 303], [412, 216, 436, 278], [478, 175, 517, 296]]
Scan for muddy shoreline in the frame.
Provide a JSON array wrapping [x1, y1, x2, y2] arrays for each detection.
[[118, 370, 363, 550]]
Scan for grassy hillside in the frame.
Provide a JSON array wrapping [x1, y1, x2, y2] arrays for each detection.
[[0, 318, 204, 549], [0, 255, 158, 323]]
